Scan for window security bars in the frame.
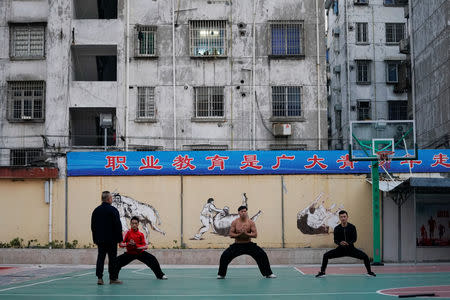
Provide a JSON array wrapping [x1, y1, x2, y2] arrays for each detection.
[[270, 21, 303, 56], [7, 81, 45, 121], [136, 25, 156, 56], [137, 87, 155, 119], [10, 24, 45, 59], [272, 86, 302, 117], [194, 87, 224, 118], [10, 148, 43, 166], [190, 21, 227, 57]]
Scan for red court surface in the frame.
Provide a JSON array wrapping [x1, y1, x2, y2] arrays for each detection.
[[378, 285, 450, 298], [296, 264, 450, 275]]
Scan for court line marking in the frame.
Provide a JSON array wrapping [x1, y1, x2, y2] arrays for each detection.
[[293, 267, 305, 275], [0, 272, 92, 292], [377, 285, 450, 297], [0, 291, 378, 297]]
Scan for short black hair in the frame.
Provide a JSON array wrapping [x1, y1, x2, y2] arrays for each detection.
[[131, 216, 140, 223], [338, 210, 348, 216], [238, 205, 247, 212], [207, 198, 214, 203], [101, 191, 111, 202]]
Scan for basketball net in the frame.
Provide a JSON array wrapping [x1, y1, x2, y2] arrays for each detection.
[[376, 150, 394, 170]]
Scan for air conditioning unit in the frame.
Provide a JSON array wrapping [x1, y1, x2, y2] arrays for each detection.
[[273, 123, 292, 136], [399, 37, 410, 54], [333, 65, 341, 73]]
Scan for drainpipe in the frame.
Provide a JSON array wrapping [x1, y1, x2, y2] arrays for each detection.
[[315, 0, 321, 150], [48, 179, 53, 248], [172, 0, 177, 150], [124, 0, 130, 151], [252, 0, 256, 150], [371, 6, 377, 119], [344, 0, 351, 143], [408, 1, 416, 132]]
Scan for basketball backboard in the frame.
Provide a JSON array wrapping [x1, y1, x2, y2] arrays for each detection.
[[349, 120, 417, 161]]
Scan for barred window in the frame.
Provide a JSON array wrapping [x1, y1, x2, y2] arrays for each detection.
[[272, 86, 302, 117], [386, 23, 405, 44], [357, 101, 371, 120], [388, 101, 408, 120], [356, 23, 368, 43], [356, 60, 371, 84], [137, 87, 155, 119], [135, 25, 156, 56], [7, 81, 45, 121], [188, 144, 228, 151], [384, 0, 407, 5], [386, 61, 400, 83], [189, 21, 227, 57], [270, 21, 303, 56], [194, 87, 224, 118], [10, 24, 45, 59], [10, 148, 43, 166]]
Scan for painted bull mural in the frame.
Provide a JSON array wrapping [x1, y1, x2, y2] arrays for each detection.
[[297, 193, 343, 235], [192, 193, 262, 240], [112, 193, 165, 239]]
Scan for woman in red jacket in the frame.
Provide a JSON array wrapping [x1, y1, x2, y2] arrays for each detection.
[[117, 216, 167, 280]]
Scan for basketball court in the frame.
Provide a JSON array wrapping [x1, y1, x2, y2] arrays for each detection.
[[1, 264, 449, 299]]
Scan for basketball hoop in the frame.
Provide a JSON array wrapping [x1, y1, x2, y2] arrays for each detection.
[[376, 151, 395, 170]]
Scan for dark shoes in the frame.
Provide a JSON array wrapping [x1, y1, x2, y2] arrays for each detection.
[[315, 271, 326, 278], [97, 278, 104, 285], [367, 271, 376, 277], [109, 279, 123, 284]]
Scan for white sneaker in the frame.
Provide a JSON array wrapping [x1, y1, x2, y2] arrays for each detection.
[[266, 274, 277, 278], [159, 275, 168, 280], [217, 275, 225, 279]]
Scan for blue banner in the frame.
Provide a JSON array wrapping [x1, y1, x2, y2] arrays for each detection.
[[66, 149, 450, 176]]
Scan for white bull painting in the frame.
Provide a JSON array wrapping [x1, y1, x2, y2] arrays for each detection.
[[112, 193, 165, 239], [192, 193, 262, 240]]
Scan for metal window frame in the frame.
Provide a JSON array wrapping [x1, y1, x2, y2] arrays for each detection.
[[7, 81, 45, 122], [271, 86, 302, 117], [355, 60, 371, 84], [9, 23, 46, 59], [386, 23, 405, 44], [388, 100, 408, 120], [189, 20, 227, 58], [136, 86, 156, 120], [135, 25, 157, 57], [10, 148, 43, 166], [194, 86, 225, 118], [356, 22, 368, 43], [357, 100, 371, 120], [386, 61, 400, 83], [269, 20, 304, 57]]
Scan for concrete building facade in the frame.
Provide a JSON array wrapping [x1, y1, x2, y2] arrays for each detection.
[[0, 0, 327, 170], [325, 0, 409, 150], [408, 0, 449, 149]]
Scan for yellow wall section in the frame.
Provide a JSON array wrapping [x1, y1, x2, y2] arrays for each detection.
[[0, 174, 373, 256]]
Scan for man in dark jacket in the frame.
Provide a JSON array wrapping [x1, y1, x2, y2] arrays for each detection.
[[316, 210, 376, 277], [91, 191, 123, 285]]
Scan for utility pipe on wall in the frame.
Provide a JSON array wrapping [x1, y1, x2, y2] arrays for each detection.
[[124, 0, 130, 151], [172, 0, 177, 150], [315, 0, 321, 150], [48, 179, 53, 249], [252, 0, 257, 150]]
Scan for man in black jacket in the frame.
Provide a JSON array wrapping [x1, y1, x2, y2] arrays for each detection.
[[91, 191, 123, 285], [316, 210, 376, 277]]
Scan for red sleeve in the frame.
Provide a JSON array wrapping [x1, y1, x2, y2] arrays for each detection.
[[136, 232, 146, 248], [122, 231, 130, 243]]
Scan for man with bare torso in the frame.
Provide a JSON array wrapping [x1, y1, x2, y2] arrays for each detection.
[[217, 205, 276, 279]]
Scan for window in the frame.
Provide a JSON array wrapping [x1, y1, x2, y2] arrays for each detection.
[[10, 148, 43, 166], [386, 23, 405, 44], [270, 144, 306, 150], [70, 108, 116, 146], [386, 61, 400, 83], [333, 0, 339, 15], [384, 0, 407, 6], [388, 101, 408, 120], [73, 0, 117, 19], [194, 87, 224, 118], [135, 25, 156, 57], [187, 144, 228, 151], [354, 0, 369, 4], [136, 87, 155, 120], [270, 21, 303, 56], [10, 24, 45, 59], [72, 45, 117, 81], [357, 101, 371, 120], [189, 21, 227, 57], [272, 86, 302, 117], [7, 81, 45, 121], [356, 23, 368, 43], [356, 60, 371, 84]]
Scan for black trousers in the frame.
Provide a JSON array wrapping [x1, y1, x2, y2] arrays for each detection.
[[320, 245, 372, 273], [218, 242, 273, 277], [96, 242, 118, 280], [117, 251, 165, 279]]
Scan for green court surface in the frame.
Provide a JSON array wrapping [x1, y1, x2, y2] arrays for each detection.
[[0, 266, 449, 300]]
